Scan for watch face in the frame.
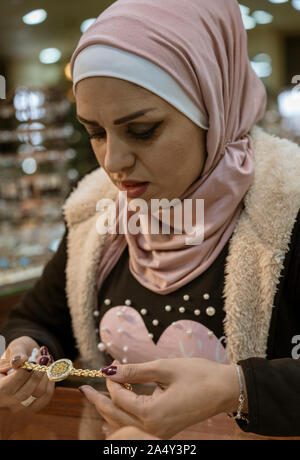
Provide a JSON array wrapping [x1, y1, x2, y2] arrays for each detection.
[[47, 359, 73, 382]]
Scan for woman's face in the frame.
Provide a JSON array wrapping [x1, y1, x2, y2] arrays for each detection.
[[76, 76, 207, 203]]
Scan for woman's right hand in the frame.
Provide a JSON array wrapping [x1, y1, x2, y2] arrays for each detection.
[[0, 336, 55, 413]]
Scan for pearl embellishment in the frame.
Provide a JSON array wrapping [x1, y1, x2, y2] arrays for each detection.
[[206, 306, 216, 317], [140, 309, 147, 316], [97, 342, 106, 352], [165, 305, 172, 312], [152, 319, 159, 326], [104, 298, 111, 305], [125, 299, 132, 306], [123, 345, 129, 352], [208, 331, 214, 338], [93, 310, 100, 317], [186, 329, 193, 336], [183, 295, 190, 301], [179, 307, 185, 313], [117, 311, 124, 318], [117, 328, 124, 334], [148, 333, 153, 339], [106, 342, 112, 347], [194, 309, 201, 316], [203, 293, 210, 300], [122, 358, 128, 364]]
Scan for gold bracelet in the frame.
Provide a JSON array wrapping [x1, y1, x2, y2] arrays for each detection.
[[20, 358, 133, 391]]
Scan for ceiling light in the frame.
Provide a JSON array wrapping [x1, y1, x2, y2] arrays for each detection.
[[278, 90, 300, 117], [252, 10, 274, 24], [242, 15, 256, 30], [251, 54, 272, 78], [251, 62, 272, 78], [254, 53, 272, 63], [39, 48, 61, 64], [268, 0, 288, 4], [23, 9, 47, 25], [292, 0, 300, 10], [80, 18, 96, 33], [239, 4, 250, 15], [239, 4, 257, 30]]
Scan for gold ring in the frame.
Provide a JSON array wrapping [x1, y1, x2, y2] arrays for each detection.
[[21, 395, 37, 407]]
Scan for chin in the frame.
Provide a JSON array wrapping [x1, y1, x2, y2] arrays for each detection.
[[127, 193, 151, 204]]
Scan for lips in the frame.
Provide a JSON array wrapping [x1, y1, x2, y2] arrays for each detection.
[[117, 181, 150, 198], [120, 180, 148, 186]]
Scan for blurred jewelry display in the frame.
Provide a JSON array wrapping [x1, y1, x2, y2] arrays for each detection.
[[0, 86, 98, 289]]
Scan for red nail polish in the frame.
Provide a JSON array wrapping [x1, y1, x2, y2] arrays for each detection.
[[100, 365, 117, 376], [40, 346, 49, 356], [39, 356, 49, 366]]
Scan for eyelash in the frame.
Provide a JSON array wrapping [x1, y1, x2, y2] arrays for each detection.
[[88, 121, 162, 142]]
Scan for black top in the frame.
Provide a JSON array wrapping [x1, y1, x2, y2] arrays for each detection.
[[96, 241, 229, 346], [1, 208, 300, 437]]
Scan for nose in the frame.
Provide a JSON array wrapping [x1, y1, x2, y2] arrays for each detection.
[[103, 133, 136, 174]]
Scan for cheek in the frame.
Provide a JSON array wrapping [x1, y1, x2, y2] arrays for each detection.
[[151, 137, 204, 195], [155, 140, 188, 183], [91, 142, 105, 165], [148, 139, 184, 175]]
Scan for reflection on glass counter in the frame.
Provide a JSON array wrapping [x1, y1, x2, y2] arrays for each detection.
[[0, 220, 65, 289]]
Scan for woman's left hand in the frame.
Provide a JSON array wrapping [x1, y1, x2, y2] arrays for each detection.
[[78, 357, 241, 439]]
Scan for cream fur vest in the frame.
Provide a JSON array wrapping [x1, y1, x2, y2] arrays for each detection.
[[63, 126, 300, 369]]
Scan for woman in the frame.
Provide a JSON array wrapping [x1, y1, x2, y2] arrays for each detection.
[[1, 0, 300, 438]]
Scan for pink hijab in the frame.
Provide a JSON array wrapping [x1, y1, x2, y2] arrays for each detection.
[[70, 0, 267, 295]]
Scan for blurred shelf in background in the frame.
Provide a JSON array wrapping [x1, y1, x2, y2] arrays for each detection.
[[0, 86, 98, 294]]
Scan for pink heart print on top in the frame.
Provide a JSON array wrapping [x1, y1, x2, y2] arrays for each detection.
[[99, 306, 229, 364]]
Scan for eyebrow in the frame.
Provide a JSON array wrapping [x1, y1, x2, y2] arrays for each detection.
[[76, 108, 157, 127]]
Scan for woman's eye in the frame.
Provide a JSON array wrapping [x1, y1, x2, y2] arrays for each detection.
[[88, 121, 163, 141], [88, 132, 106, 140]]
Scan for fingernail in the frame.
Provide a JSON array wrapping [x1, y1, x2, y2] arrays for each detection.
[[40, 346, 49, 356], [11, 356, 21, 364], [6, 369, 15, 375], [39, 356, 49, 366], [100, 365, 117, 376], [48, 355, 54, 364], [78, 387, 85, 395]]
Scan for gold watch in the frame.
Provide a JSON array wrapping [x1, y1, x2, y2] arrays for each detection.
[[21, 358, 133, 390]]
